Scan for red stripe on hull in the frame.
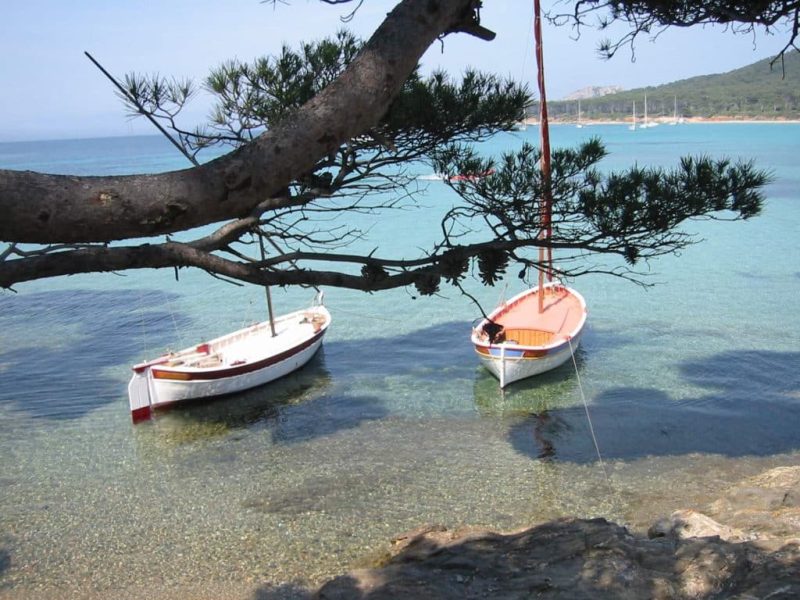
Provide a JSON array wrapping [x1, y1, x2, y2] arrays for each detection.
[[474, 345, 552, 359], [151, 329, 326, 382], [131, 405, 152, 423]]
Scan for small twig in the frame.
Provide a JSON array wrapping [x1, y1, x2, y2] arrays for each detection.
[[84, 51, 199, 167]]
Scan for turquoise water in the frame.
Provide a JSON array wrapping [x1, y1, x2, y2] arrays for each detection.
[[1, 125, 799, 598]]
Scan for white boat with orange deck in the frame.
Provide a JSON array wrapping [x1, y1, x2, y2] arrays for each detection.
[[471, 282, 587, 387], [127, 292, 330, 422], [471, 0, 589, 388]]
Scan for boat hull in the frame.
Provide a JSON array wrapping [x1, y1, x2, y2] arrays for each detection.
[[471, 283, 587, 387], [128, 300, 330, 422], [475, 327, 583, 387]]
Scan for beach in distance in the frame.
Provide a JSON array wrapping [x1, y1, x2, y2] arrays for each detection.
[[526, 116, 800, 125], [1, 123, 799, 598]]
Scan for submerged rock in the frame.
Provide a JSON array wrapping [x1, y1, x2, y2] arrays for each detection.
[[706, 465, 800, 549], [647, 509, 749, 542], [314, 467, 800, 599]]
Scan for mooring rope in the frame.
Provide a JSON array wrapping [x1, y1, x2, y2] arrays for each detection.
[[137, 288, 151, 361], [332, 305, 406, 323], [568, 337, 613, 492]]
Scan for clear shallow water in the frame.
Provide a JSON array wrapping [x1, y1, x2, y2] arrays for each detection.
[[1, 125, 799, 598]]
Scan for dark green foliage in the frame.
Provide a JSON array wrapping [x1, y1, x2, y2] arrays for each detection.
[[361, 263, 389, 284], [382, 70, 529, 140], [477, 248, 510, 286], [123, 29, 529, 159], [112, 24, 771, 293], [544, 51, 800, 121], [579, 156, 766, 239], [437, 138, 770, 276], [581, 0, 800, 64], [438, 249, 470, 284], [414, 272, 441, 296], [205, 31, 361, 134]]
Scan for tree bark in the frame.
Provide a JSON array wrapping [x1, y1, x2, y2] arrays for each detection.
[[0, 0, 484, 244]]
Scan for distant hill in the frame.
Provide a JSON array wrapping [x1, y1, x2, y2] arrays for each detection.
[[543, 51, 800, 122]]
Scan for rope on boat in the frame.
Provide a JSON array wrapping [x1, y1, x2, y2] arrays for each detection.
[[532, 0, 617, 509], [167, 295, 186, 350], [137, 288, 152, 362], [332, 306, 406, 323], [568, 337, 613, 492]]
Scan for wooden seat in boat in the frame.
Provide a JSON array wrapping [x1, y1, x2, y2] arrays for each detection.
[[194, 354, 223, 368], [502, 328, 556, 347]]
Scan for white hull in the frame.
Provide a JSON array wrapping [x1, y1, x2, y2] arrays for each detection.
[[472, 283, 587, 388], [477, 327, 583, 387], [132, 335, 324, 405], [128, 296, 330, 422]]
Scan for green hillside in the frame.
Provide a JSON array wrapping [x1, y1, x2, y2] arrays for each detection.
[[545, 51, 800, 121]]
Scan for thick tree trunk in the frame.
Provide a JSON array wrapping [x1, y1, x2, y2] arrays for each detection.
[[0, 0, 483, 244]]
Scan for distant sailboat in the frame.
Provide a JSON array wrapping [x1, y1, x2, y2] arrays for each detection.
[[670, 95, 683, 125], [576, 99, 584, 128], [641, 93, 658, 129], [629, 101, 637, 131]]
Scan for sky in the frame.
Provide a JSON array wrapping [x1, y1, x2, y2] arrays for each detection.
[[0, 0, 792, 142]]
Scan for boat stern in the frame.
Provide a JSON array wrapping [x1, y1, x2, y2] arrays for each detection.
[[128, 368, 153, 423]]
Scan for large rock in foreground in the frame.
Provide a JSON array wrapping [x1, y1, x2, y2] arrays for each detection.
[[317, 518, 800, 599], [316, 467, 800, 599]]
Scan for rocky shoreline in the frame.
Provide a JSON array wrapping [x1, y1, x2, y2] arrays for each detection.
[[314, 467, 800, 599]]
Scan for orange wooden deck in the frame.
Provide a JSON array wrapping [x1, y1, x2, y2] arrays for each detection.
[[494, 287, 585, 336]]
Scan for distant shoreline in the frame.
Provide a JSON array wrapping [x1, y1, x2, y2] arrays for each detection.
[[525, 116, 800, 126]]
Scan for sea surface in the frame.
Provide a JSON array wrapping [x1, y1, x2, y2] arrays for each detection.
[[1, 124, 799, 599]]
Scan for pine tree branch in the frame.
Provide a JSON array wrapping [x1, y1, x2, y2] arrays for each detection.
[[0, 0, 490, 245]]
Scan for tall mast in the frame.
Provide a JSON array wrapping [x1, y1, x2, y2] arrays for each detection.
[[533, 0, 553, 313], [258, 234, 277, 337]]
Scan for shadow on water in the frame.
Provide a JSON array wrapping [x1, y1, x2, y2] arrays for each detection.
[[146, 352, 334, 431], [129, 320, 486, 447], [507, 350, 800, 463], [0, 545, 9, 578], [132, 320, 598, 445], [133, 351, 389, 448], [472, 347, 588, 418], [253, 583, 313, 600], [0, 289, 188, 420], [324, 320, 478, 380]]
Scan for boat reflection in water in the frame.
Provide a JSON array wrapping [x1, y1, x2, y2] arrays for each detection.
[[473, 349, 586, 461], [132, 355, 333, 448], [472, 346, 585, 417]]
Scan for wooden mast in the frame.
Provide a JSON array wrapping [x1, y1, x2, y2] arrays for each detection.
[[533, 0, 553, 313], [258, 234, 277, 337]]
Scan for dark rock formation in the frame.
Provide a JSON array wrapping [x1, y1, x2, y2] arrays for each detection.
[[314, 467, 800, 599]]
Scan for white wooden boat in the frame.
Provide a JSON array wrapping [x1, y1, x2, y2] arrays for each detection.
[[128, 292, 331, 422], [472, 283, 587, 387]]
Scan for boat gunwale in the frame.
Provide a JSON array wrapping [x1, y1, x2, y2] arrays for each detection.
[[471, 283, 587, 352], [134, 305, 331, 375], [150, 326, 328, 382]]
